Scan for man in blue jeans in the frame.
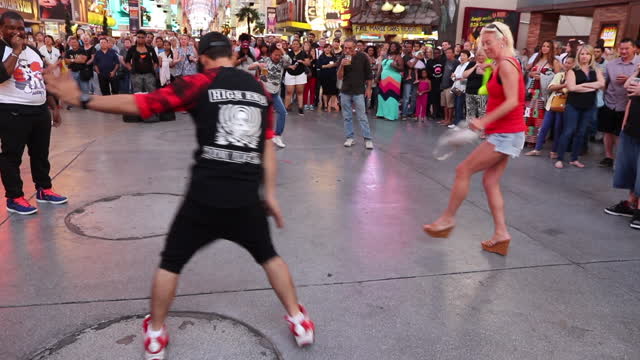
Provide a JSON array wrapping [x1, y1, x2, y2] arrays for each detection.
[[64, 37, 90, 95], [337, 39, 373, 149], [604, 64, 640, 230], [401, 42, 416, 120], [117, 38, 133, 94]]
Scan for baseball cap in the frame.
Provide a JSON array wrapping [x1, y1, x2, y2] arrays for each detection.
[[198, 31, 231, 54]]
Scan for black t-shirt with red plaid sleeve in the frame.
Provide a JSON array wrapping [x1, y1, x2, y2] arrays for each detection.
[[135, 67, 274, 207]]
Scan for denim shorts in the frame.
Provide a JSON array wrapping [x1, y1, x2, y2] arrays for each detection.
[[487, 132, 525, 158], [613, 132, 640, 196]]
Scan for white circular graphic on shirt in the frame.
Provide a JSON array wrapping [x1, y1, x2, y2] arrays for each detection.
[[215, 104, 262, 149]]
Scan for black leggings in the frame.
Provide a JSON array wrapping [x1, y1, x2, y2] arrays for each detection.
[[160, 198, 279, 274]]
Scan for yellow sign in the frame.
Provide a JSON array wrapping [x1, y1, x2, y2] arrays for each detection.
[[277, 21, 312, 30], [0, 0, 34, 14], [353, 24, 423, 35], [88, 12, 117, 27], [600, 25, 618, 48]]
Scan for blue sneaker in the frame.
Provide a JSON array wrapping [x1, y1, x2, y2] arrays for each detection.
[[36, 188, 68, 204], [7, 197, 38, 215]]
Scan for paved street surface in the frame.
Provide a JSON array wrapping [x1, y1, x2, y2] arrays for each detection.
[[1, 109, 639, 360]]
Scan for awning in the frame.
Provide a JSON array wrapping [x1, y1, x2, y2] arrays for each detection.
[[350, 4, 439, 27], [276, 21, 311, 30], [353, 24, 425, 35]]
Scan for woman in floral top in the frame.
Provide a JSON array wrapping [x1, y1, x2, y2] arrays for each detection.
[[249, 44, 292, 148], [175, 35, 197, 76]]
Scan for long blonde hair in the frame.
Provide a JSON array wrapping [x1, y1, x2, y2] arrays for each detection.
[[480, 22, 515, 57], [574, 45, 596, 71]]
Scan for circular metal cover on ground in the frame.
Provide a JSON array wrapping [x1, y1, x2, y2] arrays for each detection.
[[65, 193, 182, 240], [30, 312, 283, 360]]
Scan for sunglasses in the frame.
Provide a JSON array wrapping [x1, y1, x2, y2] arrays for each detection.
[[485, 23, 505, 37]]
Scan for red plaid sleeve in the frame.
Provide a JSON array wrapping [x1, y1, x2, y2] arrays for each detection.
[[265, 102, 275, 140], [134, 70, 218, 119]]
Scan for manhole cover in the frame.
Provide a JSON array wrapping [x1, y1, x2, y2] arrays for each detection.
[[65, 193, 182, 240], [31, 312, 282, 360]]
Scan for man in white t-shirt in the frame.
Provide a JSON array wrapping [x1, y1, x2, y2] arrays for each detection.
[[0, 11, 67, 215]]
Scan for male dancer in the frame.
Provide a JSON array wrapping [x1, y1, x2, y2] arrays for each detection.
[[45, 32, 314, 360]]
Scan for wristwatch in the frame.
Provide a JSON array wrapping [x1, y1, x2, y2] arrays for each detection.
[[80, 94, 93, 109]]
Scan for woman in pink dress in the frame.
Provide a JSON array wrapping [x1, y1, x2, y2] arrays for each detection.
[[415, 69, 431, 121]]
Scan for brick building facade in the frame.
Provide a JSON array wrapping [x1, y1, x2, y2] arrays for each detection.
[[518, 0, 640, 51]]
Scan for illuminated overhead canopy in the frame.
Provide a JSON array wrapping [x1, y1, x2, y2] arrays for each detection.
[[186, 0, 216, 30]]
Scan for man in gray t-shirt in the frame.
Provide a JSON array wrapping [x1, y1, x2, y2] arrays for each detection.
[[337, 39, 373, 149], [598, 39, 639, 167], [440, 48, 459, 125], [117, 39, 132, 94]]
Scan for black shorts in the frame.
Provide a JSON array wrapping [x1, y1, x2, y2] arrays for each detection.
[[598, 106, 624, 135], [160, 198, 278, 274]]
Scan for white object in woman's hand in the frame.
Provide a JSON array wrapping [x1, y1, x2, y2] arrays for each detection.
[[469, 118, 484, 131]]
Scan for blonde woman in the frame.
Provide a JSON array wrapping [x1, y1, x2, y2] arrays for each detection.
[[554, 45, 605, 169], [424, 22, 526, 256]]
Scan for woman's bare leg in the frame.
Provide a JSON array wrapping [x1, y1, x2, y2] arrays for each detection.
[[427, 142, 507, 229], [481, 156, 511, 246], [295, 84, 305, 110], [285, 85, 294, 110]]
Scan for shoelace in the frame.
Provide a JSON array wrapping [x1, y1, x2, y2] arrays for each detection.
[[13, 197, 32, 207], [287, 313, 309, 335], [41, 189, 58, 197]]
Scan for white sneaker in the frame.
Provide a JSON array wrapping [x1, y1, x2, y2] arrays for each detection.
[[365, 140, 374, 150], [286, 305, 315, 347], [448, 124, 457, 129], [344, 138, 355, 147], [273, 136, 286, 148]]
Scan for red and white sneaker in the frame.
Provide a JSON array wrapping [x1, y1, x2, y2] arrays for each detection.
[[286, 304, 315, 347], [142, 315, 169, 360]]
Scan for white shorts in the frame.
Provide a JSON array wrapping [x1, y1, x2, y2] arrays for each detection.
[[284, 72, 307, 86]]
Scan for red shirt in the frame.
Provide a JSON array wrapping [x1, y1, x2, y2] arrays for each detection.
[[484, 57, 526, 135]]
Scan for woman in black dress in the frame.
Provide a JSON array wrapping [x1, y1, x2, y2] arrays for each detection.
[[317, 44, 339, 112]]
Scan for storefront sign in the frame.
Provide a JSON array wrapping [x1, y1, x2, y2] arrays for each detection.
[[129, 0, 139, 32], [72, 0, 87, 22], [461, 7, 520, 43], [306, 0, 318, 24], [600, 24, 618, 48], [108, 0, 131, 29], [267, 7, 277, 33], [0, 0, 36, 20], [276, 2, 294, 23], [39, 0, 72, 20], [305, 0, 327, 31], [353, 24, 423, 35]]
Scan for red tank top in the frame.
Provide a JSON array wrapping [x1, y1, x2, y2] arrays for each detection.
[[484, 57, 526, 135]]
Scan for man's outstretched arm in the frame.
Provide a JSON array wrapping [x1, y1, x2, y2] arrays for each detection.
[[44, 70, 217, 118]]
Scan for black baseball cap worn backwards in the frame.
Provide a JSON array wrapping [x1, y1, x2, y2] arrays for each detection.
[[198, 32, 231, 54]]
